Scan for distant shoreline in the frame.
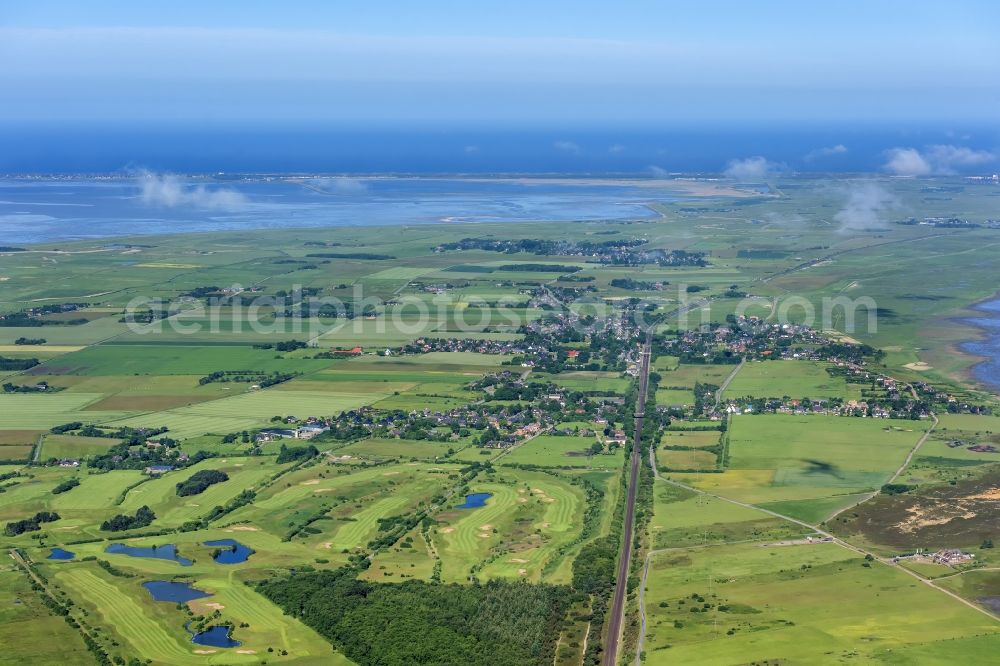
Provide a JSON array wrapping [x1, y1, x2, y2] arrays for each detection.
[[950, 291, 1000, 396]]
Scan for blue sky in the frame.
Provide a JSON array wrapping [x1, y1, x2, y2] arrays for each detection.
[[1, 1, 998, 124]]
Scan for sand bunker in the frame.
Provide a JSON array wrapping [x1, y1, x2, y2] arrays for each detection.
[[904, 362, 933, 371], [440, 527, 455, 534], [227, 525, 259, 532], [300, 479, 321, 485]]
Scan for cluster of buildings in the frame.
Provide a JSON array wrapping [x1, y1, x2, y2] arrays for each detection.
[[666, 318, 828, 361], [256, 417, 331, 442], [892, 549, 976, 567]]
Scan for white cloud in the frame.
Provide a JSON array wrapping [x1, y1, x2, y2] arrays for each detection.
[[833, 182, 899, 232], [137, 171, 249, 210], [553, 140, 581, 154], [884, 148, 931, 176], [647, 165, 670, 178], [884, 144, 996, 176], [608, 143, 626, 154], [723, 156, 775, 181], [927, 144, 996, 170], [804, 144, 848, 161]]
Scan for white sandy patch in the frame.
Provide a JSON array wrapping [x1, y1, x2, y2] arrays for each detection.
[[227, 525, 259, 532], [904, 362, 933, 371], [963, 488, 1000, 501], [300, 479, 321, 485], [440, 527, 455, 534]]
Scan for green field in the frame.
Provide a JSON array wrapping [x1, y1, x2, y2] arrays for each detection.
[[723, 359, 862, 400], [639, 541, 1000, 664], [0, 567, 93, 666], [672, 415, 927, 512], [336, 438, 458, 460], [3, 181, 1000, 664], [500, 434, 624, 469], [656, 448, 717, 471]]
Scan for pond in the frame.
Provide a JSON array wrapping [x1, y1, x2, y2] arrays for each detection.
[[47, 547, 75, 560], [143, 581, 211, 603], [204, 539, 253, 564], [190, 625, 241, 648], [456, 492, 492, 509], [105, 543, 193, 566]]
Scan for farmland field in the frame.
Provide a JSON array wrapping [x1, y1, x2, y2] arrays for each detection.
[[500, 434, 624, 469], [672, 414, 927, 508], [2, 178, 1000, 664], [723, 359, 862, 400], [638, 541, 1000, 664]]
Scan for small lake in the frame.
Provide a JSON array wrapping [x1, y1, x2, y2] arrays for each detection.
[[191, 625, 241, 648], [204, 539, 253, 564], [105, 543, 193, 566], [47, 547, 75, 560], [456, 492, 492, 509], [143, 581, 211, 603]]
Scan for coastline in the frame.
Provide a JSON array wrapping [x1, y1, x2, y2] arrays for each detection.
[[947, 291, 1000, 397], [0, 175, 706, 245]]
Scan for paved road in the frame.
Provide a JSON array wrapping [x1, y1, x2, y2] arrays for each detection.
[[713, 358, 744, 412], [603, 332, 652, 666]]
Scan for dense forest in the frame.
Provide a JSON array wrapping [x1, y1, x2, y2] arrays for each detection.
[[100, 505, 155, 532], [258, 567, 574, 665], [4, 511, 60, 536], [276, 443, 319, 464], [175, 469, 229, 496]]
